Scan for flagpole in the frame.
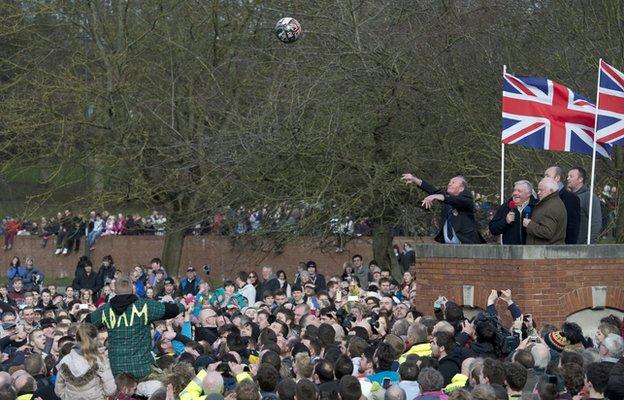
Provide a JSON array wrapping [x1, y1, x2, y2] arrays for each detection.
[[500, 65, 507, 244], [587, 58, 602, 245]]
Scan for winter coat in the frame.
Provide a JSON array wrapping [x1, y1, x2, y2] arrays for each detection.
[[8, 266, 45, 291], [419, 179, 485, 244], [353, 265, 370, 289], [179, 277, 202, 296], [114, 218, 127, 235], [54, 347, 116, 400], [526, 191, 567, 245], [606, 357, 624, 400], [400, 249, 416, 271], [255, 276, 281, 302], [4, 220, 21, 234], [399, 343, 432, 363], [72, 271, 99, 293], [209, 288, 247, 309], [559, 188, 580, 244], [574, 185, 602, 244], [488, 196, 538, 244], [438, 349, 463, 386], [238, 283, 257, 307]]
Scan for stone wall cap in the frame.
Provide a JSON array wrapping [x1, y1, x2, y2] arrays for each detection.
[[412, 244, 624, 260]]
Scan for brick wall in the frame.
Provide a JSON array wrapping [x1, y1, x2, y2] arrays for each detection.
[[412, 245, 624, 326], [2, 235, 430, 279], [3, 237, 622, 326]]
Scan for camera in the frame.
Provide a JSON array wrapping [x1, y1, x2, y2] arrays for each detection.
[[32, 272, 43, 285], [203, 265, 211, 275], [368, 313, 381, 333], [336, 308, 356, 329]]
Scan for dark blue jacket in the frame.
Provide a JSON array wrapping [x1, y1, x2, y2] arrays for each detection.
[[559, 189, 580, 244], [489, 196, 538, 244]]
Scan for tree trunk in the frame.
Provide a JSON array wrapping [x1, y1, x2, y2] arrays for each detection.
[[372, 224, 402, 283], [616, 187, 624, 243], [161, 229, 185, 276]]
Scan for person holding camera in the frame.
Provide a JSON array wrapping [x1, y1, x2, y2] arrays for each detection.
[[8, 257, 45, 292]]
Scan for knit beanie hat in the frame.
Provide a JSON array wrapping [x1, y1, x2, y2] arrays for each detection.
[[544, 331, 569, 352]]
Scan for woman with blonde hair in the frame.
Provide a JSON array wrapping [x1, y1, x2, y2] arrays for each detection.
[[55, 323, 116, 399]]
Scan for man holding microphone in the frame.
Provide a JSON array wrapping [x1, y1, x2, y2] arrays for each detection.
[[489, 180, 538, 244]]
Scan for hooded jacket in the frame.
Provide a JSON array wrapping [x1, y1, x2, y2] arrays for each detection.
[[54, 346, 116, 400], [438, 348, 463, 386]]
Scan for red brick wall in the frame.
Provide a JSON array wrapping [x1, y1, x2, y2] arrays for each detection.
[[413, 256, 624, 326], [1, 235, 412, 279], [4, 236, 622, 327]]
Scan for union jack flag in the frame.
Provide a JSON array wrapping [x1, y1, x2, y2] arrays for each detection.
[[596, 60, 624, 146], [502, 72, 611, 158]]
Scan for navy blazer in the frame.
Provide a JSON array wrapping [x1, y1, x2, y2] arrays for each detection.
[[419, 180, 484, 244]]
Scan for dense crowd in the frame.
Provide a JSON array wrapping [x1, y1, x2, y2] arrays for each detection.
[[0, 253, 622, 400]]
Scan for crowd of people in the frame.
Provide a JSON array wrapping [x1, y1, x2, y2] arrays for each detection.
[[1, 211, 168, 254], [1, 165, 619, 256], [401, 165, 618, 245], [0, 252, 621, 400], [0, 206, 374, 255]]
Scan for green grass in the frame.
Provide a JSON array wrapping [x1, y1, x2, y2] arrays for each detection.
[[0, 276, 73, 287]]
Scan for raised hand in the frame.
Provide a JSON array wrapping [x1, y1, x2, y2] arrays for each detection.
[[401, 173, 422, 186], [422, 194, 444, 209]]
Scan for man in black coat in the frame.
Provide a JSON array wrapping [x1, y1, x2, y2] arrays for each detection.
[[255, 266, 281, 302], [489, 179, 538, 244], [545, 166, 581, 244], [402, 173, 484, 244]]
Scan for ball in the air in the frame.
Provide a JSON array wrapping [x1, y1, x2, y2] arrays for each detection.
[[274, 17, 301, 43]]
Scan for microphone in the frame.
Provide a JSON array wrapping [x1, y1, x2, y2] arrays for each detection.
[[507, 200, 517, 210], [524, 206, 532, 219]]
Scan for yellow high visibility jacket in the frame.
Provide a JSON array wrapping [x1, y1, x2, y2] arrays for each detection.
[[180, 369, 254, 400], [398, 343, 432, 363]]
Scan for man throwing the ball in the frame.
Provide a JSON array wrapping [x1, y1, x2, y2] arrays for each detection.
[[402, 173, 484, 244]]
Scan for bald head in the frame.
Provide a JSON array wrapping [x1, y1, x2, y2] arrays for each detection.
[[0, 372, 10, 387], [13, 373, 36, 394], [530, 343, 551, 369], [544, 166, 565, 184], [537, 177, 558, 201], [202, 371, 224, 395], [385, 385, 406, 400]]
